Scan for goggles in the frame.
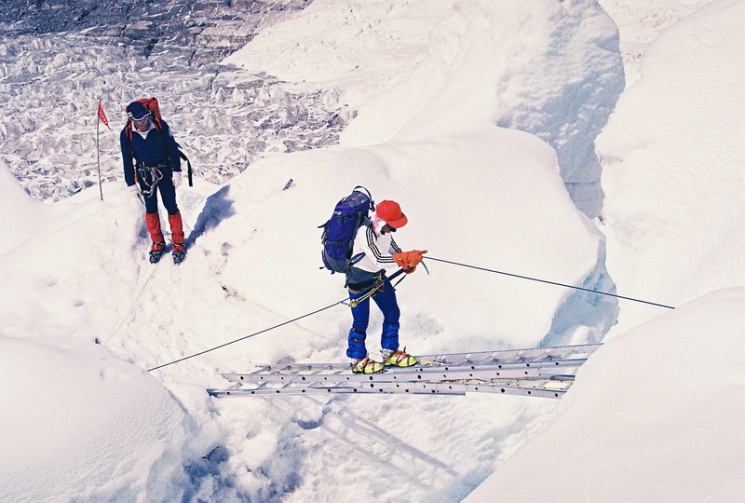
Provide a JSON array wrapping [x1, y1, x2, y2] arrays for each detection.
[[128, 111, 151, 122]]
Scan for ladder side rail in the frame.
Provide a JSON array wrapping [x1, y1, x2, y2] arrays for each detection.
[[209, 380, 568, 398]]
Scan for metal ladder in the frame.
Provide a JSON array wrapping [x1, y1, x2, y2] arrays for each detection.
[[207, 343, 601, 399]]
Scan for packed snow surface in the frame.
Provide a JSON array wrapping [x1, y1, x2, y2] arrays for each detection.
[[465, 288, 745, 503], [467, 0, 745, 500], [1, 0, 743, 502], [0, 337, 196, 502]]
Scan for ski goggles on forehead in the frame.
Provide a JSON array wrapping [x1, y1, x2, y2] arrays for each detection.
[[128, 111, 151, 121]]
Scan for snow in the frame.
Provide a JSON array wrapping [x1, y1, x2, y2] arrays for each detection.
[[596, 0, 745, 334], [0, 158, 56, 254], [0, 337, 195, 502], [1, 0, 744, 502], [224, 0, 625, 218], [465, 288, 745, 503], [465, 0, 745, 500]]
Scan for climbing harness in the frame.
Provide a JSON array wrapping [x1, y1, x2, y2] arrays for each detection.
[[135, 162, 165, 198], [345, 266, 417, 308], [136, 164, 164, 197]]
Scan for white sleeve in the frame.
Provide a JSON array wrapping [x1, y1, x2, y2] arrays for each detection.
[[354, 226, 398, 271]]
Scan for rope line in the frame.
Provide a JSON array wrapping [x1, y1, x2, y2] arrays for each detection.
[[148, 253, 674, 372], [148, 299, 346, 372], [148, 269, 409, 372], [424, 256, 676, 310], [106, 263, 158, 344]]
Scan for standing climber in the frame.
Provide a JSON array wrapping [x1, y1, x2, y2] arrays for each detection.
[[345, 199, 427, 374], [120, 100, 186, 264]]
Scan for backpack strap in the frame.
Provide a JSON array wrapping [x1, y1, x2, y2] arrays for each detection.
[[347, 218, 371, 264], [180, 150, 193, 187]]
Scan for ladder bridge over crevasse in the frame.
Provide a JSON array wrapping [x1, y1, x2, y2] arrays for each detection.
[[207, 343, 602, 399]]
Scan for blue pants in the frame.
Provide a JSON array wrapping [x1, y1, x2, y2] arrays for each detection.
[[346, 278, 401, 359], [142, 177, 179, 215]]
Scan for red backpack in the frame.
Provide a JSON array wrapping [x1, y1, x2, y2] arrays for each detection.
[[124, 97, 165, 140], [124, 97, 193, 186]]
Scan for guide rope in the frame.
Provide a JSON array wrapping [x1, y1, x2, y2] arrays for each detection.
[[148, 269, 406, 372], [423, 256, 676, 310], [106, 263, 159, 344], [148, 299, 344, 372], [149, 254, 673, 372]]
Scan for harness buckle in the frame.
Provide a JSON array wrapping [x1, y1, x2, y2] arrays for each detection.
[[136, 163, 165, 197]]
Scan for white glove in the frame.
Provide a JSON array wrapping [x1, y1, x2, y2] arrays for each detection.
[[173, 171, 182, 188]]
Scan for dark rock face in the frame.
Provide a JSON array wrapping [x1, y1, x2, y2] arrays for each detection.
[[0, 1, 313, 62]]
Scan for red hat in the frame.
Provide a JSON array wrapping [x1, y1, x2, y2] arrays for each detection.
[[376, 200, 408, 228]]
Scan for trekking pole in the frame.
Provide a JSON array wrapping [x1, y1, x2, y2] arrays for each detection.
[[423, 256, 675, 310]]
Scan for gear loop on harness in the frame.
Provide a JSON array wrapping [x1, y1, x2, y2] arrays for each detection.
[[346, 269, 408, 308], [135, 162, 166, 197]]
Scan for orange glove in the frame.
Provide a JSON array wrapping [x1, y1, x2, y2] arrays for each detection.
[[392, 250, 428, 273]]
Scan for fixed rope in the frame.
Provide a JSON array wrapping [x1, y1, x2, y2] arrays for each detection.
[[148, 270, 407, 372], [424, 256, 675, 310], [148, 299, 345, 372], [148, 254, 673, 372]]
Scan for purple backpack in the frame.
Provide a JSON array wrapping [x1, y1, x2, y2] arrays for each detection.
[[320, 187, 374, 273]]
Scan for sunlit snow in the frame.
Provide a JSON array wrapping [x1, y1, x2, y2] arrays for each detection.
[[0, 0, 743, 502]]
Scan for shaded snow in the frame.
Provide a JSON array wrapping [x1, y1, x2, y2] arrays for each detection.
[[0, 158, 55, 254]]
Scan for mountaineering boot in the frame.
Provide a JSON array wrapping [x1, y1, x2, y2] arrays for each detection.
[[382, 348, 418, 367], [351, 355, 384, 374], [149, 241, 166, 263], [169, 211, 186, 264], [145, 212, 166, 263], [172, 243, 186, 264]]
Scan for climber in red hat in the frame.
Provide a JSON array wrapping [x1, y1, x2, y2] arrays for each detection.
[[345, 198, 427, 374]]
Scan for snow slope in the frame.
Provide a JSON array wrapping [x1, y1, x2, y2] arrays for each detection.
[[0, 337, 195, 502], [465, 288, 745, 503], [466, 0, 745, 501], [1, 0, 743, 501], [599, 0, 714, 86], [224, 0, 624, 217], [598, 0, 745, 334], [0, 125, 597, 503], [0, 158, 55, 254]]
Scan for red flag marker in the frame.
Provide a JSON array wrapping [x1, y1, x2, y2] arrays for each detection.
[[97, 100, 110, 130]]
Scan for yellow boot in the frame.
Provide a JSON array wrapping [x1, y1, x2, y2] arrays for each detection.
[[382, 348, 418, 367], [351, 355, 384, 374]]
